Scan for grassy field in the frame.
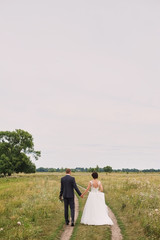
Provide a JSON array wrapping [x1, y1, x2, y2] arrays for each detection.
[[0, 173, 64, 240], [0, 172, 160, 240]]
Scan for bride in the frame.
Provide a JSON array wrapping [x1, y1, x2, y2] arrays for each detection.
[[80, 172, 113, 225]]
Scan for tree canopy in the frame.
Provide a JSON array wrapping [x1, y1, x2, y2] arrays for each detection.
[[0, 129, 41, 176], [103, 166, 113, 173]]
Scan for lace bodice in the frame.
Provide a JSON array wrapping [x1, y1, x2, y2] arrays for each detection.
[[90, 180, 101, 192]]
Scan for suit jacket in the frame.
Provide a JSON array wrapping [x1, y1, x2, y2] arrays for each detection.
[[60, 175, 81, 198]]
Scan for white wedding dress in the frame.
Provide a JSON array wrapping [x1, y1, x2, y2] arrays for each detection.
[[81, 180, 113, 225]]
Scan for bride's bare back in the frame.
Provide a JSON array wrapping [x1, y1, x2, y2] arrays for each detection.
[[91, 179, 103, 191], [92, 179, 99, 188], [81, 179, 103, 197]]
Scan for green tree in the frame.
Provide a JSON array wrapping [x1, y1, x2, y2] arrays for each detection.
[[0, 154, 14, 176], [0, 129, 41, 176], [95, 165, 100, 172], [48, 168, 56, 172], [87, 167, 95, 172], [103, 165, 113, 173], [60, 167, 65, 172]]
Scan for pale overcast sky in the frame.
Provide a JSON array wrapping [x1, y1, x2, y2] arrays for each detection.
[[1, 0, 160, 169]]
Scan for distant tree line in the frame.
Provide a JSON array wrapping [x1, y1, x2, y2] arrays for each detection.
[[115, 168, 160, 173], [36, 166, 160, 173], [36, 165, 113, 173]]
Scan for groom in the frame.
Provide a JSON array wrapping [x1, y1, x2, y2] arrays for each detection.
[[59, 168, 82, 226]]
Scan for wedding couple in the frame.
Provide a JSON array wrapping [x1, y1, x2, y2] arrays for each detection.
[[59, 168, 113, 226]]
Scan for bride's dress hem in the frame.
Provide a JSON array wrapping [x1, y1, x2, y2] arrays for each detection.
[[80, 222, 113, 226]]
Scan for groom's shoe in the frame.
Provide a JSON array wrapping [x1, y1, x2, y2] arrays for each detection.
[[71, 222, 74, 227]]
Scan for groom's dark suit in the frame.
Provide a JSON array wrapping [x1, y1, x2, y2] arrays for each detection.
[[60, 174, 81, 224]]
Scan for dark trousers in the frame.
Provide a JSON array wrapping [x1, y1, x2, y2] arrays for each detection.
[[64, 197, 75, 223]]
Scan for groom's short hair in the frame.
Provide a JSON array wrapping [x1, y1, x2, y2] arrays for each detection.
[[66, 168, 71, 174]]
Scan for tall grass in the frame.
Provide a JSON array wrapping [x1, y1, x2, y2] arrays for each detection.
[[0, 173, 64, 240], [103, 173, 160, 240]]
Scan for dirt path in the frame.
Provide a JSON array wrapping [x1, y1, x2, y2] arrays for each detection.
[[60, 185, 122, 240], [60, 195, 79, 240], [108, 207, 123, 240]]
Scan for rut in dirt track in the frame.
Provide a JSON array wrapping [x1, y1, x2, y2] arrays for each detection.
[[60, 195, 79, 240]]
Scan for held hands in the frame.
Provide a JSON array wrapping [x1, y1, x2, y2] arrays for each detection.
[[80, 193, 84, 198]]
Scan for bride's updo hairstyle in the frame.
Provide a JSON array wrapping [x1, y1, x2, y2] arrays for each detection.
[[92, 172, 98, 179]]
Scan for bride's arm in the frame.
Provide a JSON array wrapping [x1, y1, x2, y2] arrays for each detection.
[[99, 182, 103, 192], [81, 182, 91, 197]]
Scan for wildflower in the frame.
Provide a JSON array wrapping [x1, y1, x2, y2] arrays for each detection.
[[155, 209, 159, 212], [140, 192, 144, 196], [0, 228, 3, 231], [17, 221, 21, 225]]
